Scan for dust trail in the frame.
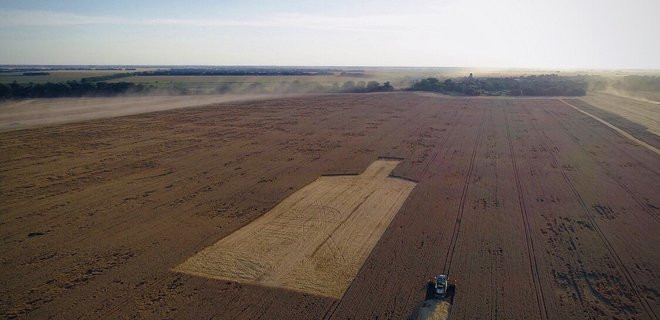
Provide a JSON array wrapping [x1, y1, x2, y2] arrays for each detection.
[[600, 88, 660, 105], [0, 94, 304, 132]]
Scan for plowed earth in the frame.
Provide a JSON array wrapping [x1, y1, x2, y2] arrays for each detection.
[[1, 92, 658, 319]]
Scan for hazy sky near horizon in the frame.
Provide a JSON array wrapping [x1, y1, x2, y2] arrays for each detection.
[[1, 0, 659, 69]]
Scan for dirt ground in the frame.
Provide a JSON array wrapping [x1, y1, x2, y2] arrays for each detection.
[[1, 92, 658, 319]]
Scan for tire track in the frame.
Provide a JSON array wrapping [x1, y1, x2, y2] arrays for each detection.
[[443, 105, 486, 275], [322, 105, 434, 320], [503, 105, 549, 320], [417, 102, 469, 180], [558, 99, 660, 156], [325, 100, 468, 320], [540, 104, 659, 223], [522, 103, 657, 320]]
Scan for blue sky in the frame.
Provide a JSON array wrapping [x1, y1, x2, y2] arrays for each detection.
[[1, 0, 659, 69]]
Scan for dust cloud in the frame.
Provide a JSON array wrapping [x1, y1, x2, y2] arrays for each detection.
[[0, 93, 303, 132], [598, 88, 660, 105]]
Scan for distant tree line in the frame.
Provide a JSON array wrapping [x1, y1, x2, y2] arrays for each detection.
[[0, 79, 397, 99], [139, 67, 334, 76], [339, 81, 394, 93], [409, 74, 587, 96], [22, 72, 50, 76], [214, 80, 394, 94], [0, 81, 150, 99], [0, 67, 134, 73], [80, 72, 136, 82]]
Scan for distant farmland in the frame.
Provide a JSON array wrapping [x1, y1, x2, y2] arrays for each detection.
[[0, 69, 140, 84]]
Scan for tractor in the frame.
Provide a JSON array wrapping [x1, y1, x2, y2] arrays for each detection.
[[427, 274, 455, 300]]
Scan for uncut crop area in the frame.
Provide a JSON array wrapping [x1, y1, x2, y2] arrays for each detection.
[[0, 93, 658, 319]]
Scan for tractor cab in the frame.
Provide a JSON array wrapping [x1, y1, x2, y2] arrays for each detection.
[[434, 275, 448, 298]]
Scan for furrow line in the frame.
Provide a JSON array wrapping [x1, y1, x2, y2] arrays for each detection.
[[443, 105, 485, 275], [503, 105, 548, 320], [323, 106, 430, 320], [417, 104, 466, 179]]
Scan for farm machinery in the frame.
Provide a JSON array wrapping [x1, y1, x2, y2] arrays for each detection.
[[427, 274, 455, 300], [411, 274, 456, 320]]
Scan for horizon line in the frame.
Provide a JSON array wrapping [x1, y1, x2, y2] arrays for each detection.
[[1, 64, 659, 72]]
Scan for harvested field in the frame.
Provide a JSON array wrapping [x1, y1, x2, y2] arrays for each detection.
[[176, 159, 416, 298], [0, 92, 658, 319], [577, 93, 660, 148]]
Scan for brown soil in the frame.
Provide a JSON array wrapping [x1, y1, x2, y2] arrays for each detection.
[[1, 92, 658, 319]]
